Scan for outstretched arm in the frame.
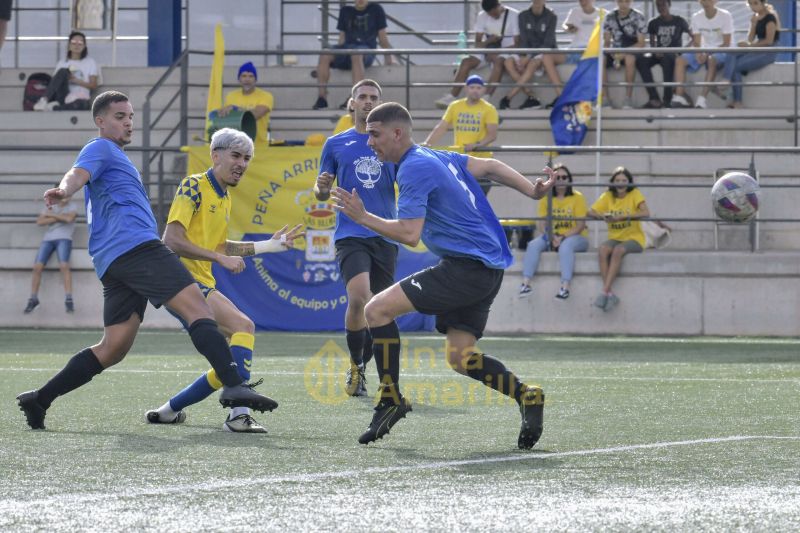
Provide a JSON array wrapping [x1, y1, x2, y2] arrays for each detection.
[[330, 187, 424, 246], [466, 157, 556, 199], [225, 224, 305, 255], [44, 167, 89, 207]]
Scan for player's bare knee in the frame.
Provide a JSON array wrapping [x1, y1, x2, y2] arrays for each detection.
[[364, 299, 389, 327]]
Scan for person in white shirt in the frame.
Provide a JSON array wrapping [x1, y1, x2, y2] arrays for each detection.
[[540, 0, 604, 103], [670, 0, 733, 108], [33, 31, 99, 111], [435, 0, 520, 109]]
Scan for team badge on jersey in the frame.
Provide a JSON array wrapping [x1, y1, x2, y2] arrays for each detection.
[[354, 156, 382, 189]]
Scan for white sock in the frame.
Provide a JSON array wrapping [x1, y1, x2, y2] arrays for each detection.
[[157, 402, 178, 421], [230, 406, 250, 418]]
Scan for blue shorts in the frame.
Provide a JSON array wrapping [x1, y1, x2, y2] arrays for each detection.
[[35, 239, 72, 265], [167, 281, 216, 330], [565, 52, 582, 65], [330, 44, 376, 70], [681, 51, 727, 72]]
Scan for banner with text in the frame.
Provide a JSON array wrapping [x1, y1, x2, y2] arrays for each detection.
[[184, 145, 437, 331]]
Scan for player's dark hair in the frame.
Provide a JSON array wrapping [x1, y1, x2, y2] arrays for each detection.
[[608, 166, 636, 197], [366, 102, 412, 128], [352, 79, 382, 97], [92, 91, 129, 118], [67, 31, 89, 60], [481, 0, 500, 12], [552, 163, 575, 197]]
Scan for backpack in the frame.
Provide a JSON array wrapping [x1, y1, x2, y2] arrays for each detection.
[[23, 72, 52, 111]]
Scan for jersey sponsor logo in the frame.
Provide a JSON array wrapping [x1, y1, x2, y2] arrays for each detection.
[[353, 156, 383, 189], [410, 278, 422, 291], [210, 204, 217, 213]]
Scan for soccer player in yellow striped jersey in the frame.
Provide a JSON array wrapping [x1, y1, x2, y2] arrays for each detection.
[[146, 128, 303, 432]]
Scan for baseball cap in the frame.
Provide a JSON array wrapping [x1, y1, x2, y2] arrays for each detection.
[[465, 74, 485, 86]]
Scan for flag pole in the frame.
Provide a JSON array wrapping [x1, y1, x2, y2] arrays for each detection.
[[594, 11, 605, 248]]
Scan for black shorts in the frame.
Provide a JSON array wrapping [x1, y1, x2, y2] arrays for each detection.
[[100, 240, 196, 327], [0, 0, 11, 20], [335, 237, 398, 294], [399, 256, 504, 340]]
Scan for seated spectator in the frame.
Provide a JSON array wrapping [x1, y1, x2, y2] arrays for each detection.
[[498, 0, 558, 110], [636, 0, 691, 108], [587, 167, 649, 312], [216, 62, 273, 145], [603, 0, 647, 109], [541, 0, 604, 102], [519, 164, 588, 299], [671, 0, 733, 108], [435, 0, 520, 109], [721, 0, 779, 109], [312, 0, 393, 110], [33, 31, 99, 111], [422, 74, 498, 154], [333, 100, 355, 134], [24, 187, 78, 314]]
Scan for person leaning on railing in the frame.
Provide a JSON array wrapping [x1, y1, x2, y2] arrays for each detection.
[[720, 0, 780, 109]]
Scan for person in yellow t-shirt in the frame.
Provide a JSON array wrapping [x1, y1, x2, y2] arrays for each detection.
[[421, 74, 499, 154], [519, 163, 589, 300], [217, 62, 274, 145], [146, 128, 302, 433], [588, 166, 650, 312]]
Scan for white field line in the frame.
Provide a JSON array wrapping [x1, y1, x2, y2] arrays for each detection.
[[1, 366, 799, 384], [4, 435, 800, 507]]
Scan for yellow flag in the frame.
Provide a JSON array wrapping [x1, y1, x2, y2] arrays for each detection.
[[205, 24, 225, 138]]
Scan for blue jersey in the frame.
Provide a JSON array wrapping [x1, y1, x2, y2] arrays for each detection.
[[320, 128, 397, 242], [74, 137, 159, 278], [396, 146, 512, 269]]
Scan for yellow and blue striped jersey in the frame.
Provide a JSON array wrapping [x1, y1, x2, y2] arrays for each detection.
[[167, 169, 231, 288]]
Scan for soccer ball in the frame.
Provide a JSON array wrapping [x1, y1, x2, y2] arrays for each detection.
[[711, 172, 760, 223]]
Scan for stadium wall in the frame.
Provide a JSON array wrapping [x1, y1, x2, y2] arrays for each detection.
[[2, 250, 798, 336]]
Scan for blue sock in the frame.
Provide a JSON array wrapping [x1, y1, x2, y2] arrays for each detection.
[[230, 332, 254, 381], [169, 371, 217, 411]]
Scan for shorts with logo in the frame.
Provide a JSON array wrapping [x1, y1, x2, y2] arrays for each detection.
[[100, 239, 196, 327], [399, 256, 504, 340], [336, 236, 398, 294]]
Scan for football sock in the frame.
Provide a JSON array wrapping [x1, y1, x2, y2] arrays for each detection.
[[156, 402, 178, 421], [230, 406, 250, 418], [370, 321, 401, 404], [188, 319, 242, 387], [362, 328, 374, 364], [169, 332, 255, 412], [345, 328, 367, 366], [230, 332, 254, 382], [465, 352, 525, 402], [37, 348, 104, 409], [169, 370, 218, 412]]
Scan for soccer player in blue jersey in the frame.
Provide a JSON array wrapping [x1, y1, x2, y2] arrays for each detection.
[[16, 91, 277, 430], [332, 102, 556, 448], [314, 79, 397, 397], [145, 128, 303, 433]]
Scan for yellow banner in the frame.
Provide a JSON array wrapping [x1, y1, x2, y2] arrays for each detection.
[[185, 145, 329, 242], [205, 24, 225, 136]]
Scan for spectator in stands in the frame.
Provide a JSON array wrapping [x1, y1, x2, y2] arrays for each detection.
[[216, 62, 273, 145], [671, 0, 733, 109], [421, 74, 498, 154], [636, 0, 691, 109], [33, 31, 99, 111], [312, 0, 394, 110], [603, 0, 647, 109], [519, 163, 588, 300], [0, 0, 10, 55], [721, 0, 780, 109], [540, 0, 604, 103], [588, 167, 649, 312], [498, 0, 558, 110], [333, 99, 355, 134], [435, 0, 520, 109], [24, 186, 78, 314]]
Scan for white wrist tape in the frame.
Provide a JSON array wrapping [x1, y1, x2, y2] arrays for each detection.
[[253, 235, 286, 254]]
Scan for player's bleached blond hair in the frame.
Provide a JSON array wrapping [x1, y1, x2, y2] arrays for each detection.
[[210, 128, 254, 157]]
